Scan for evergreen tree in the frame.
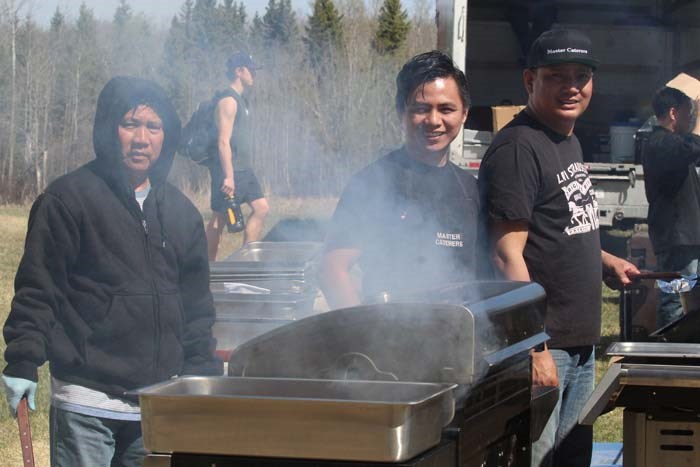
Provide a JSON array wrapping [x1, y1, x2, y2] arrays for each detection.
[[48, 7, 68, 115], [75, 3, 105, 99], [261, 0, 298, 46], [161, 1, 197, 111], [304, 0, 343, 67], [250, 12, 266, 47], [113, 0, 132, 28], [372, 0, 409, 54], [191, 0, 218, 52], [111, 0, 154, 76], [50, 6, 65, 31], [218, 0, 247, 48]]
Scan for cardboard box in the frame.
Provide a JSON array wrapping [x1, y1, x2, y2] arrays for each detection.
[[492, 105, 526, 133], [666, 73, 700, 100]]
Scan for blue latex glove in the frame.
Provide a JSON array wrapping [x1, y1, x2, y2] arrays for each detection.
[[2, 375, 37, 416]]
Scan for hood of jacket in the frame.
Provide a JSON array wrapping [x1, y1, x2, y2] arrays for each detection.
[[92, 76, 181, 200]]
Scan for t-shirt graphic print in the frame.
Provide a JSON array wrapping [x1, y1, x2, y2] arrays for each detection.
[[557, 162, 599, 236]]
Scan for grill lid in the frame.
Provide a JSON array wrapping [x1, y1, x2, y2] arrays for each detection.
[[227, 281, 546, 385]]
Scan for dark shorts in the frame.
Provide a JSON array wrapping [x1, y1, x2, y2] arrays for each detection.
[[209, 166, 265, 212]]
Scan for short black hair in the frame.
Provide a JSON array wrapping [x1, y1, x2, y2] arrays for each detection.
[[395, 50, 470, 114], [652, 87, 691, 118]]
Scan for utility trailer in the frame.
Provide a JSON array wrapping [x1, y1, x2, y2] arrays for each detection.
[[437, 0, 700, 228]]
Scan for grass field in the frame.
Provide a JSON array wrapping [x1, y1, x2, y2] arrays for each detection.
[[0, 200, 624, 464]]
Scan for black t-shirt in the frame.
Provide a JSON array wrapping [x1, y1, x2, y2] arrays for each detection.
[[642, 126, 700, 253], [326, 148, 481, 301], [478, 111, 602, 348]]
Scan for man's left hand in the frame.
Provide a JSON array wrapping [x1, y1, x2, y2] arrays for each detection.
[[602, 251, 640, 290]]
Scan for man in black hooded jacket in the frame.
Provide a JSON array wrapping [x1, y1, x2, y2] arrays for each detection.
[[2, 76, 221, 466]]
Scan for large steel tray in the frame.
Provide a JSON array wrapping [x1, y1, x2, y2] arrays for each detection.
[[134, 376, 456, 462], [210, 279, 314, 295], [221, 241, 322, 269], [212, 291, 316, 320]]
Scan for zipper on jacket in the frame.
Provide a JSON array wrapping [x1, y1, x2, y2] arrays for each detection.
[[140, 213, 161, 381]]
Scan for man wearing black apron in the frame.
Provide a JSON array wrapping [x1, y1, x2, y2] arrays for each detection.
[[320, 51, 481, 309]]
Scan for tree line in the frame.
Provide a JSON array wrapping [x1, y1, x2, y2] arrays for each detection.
[[0, 0, 435, 202]]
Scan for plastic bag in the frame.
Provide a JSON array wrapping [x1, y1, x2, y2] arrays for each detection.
[[657, 274, 698, 294]]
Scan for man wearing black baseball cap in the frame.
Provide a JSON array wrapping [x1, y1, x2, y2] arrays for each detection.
[[479, 29, 638, 466], [205, 51, 269, 260]]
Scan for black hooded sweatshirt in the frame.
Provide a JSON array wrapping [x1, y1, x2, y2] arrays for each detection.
[[3, 76, 221, 397]]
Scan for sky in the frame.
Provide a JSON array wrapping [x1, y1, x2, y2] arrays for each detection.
[[24, 0, 309, 27]]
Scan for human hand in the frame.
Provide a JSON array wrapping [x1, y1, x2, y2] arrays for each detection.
[[2, 375, 37, 417], [602, 251, 640, 290], [221, 176, 235, 197], [531, 349, 559, 387]]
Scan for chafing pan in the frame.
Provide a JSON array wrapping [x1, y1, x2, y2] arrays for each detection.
[[222, 241, 321, 267], [133, 376, 456, 462]]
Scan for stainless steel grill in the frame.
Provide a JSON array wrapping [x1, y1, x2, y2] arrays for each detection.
[[140, 281, 556, 467], [581, 342, 700, 466]]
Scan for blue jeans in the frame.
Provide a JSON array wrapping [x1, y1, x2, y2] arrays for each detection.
[[655, 246, 700, 328], [50, 406, 147, 467], [531, 346, 595, 467]]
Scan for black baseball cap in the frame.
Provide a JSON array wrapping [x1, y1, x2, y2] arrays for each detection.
[[226, 52, 260, 72], [526, 29, 599, 70]]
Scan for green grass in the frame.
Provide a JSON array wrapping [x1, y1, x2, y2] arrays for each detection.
[[0, 200, 625, 465], [593, 286, 624, 442]]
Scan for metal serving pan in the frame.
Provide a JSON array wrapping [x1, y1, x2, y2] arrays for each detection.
[[134, 376, 456, 462], [210, 279, 314, 295], [222, 241, 322, 269], [213, 292, 316, 320]]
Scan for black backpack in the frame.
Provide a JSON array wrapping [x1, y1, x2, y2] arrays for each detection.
[[179, 89, 237, 165]]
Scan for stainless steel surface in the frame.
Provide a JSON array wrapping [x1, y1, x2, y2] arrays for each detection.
[[623, 410, 700, 467], [607, 342, 700, 359], [620, 363, 700, 388], [211, 289, 319, 350], [579, 363, 623, 425], [225, 241, 322, 263], [210, 265, 314, 279], [227, 281, 547, 385], [213, 242, 322, 276], [213, 292, 316, 320], [210, 279, 313, 294], [581, 346, 700, 426], [135, 376, 456, 462]]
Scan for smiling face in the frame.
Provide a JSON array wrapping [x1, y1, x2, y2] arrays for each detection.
[[400, 77, 468, 165], [524, 63, 593, 135], [118, 105, 164, 181]]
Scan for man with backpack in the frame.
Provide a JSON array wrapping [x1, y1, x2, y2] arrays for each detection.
[[205, 52, 269, 260]]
